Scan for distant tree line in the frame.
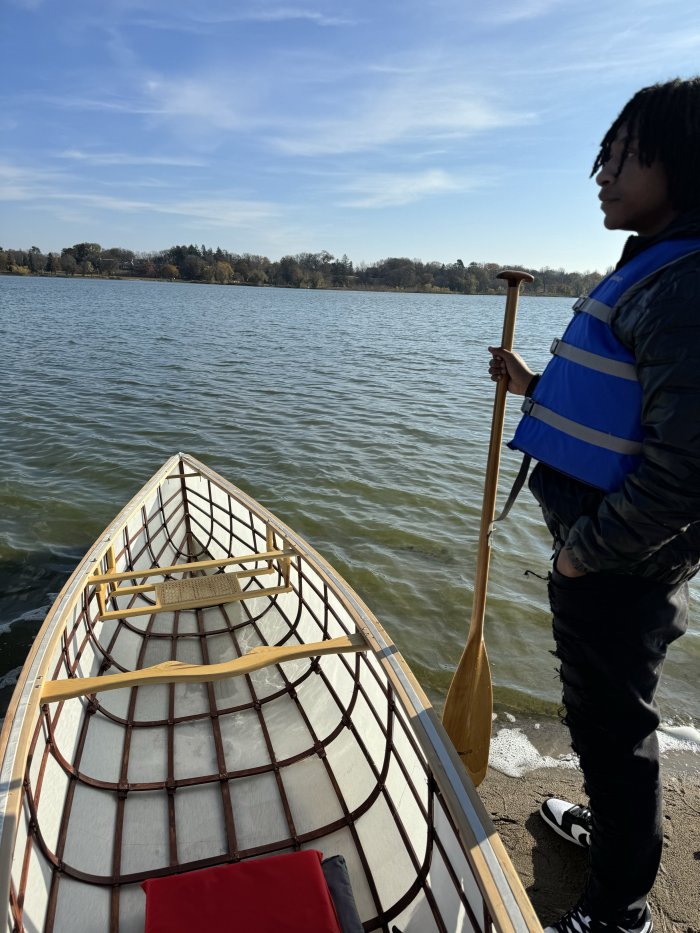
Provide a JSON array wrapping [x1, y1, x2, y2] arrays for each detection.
[[0, 242, 605, 296]]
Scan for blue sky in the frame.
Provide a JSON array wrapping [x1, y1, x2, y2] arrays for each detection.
[[2, 0, 699, 273]]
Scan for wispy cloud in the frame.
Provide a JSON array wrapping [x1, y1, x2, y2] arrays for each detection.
[[57, 149, 207, 167], [31, 78, 253, 134], [127, 4, 357, 33], [224, 6, 356, 26], [271, 73, 535, 156], [473, 0, 564, 23], [494, 27, 700, 91], [27, 50, 533, 160], [142, 77, 255, 133], [338, 169, 486, 208], [0, 161, 279, 229], [157, 197, 279, 228], [30, 95, 161, 116], [0, 161, 67, 200]]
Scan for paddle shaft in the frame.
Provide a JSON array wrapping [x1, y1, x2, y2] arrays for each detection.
[[469, 271, 531, 643], [442, 270, 533, 785]]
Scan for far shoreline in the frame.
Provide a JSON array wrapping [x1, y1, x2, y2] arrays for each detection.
[[0, 270, 581, 298]]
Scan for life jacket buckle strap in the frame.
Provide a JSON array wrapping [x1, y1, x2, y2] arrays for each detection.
[[493, 454, 532, 525], [521, 397, 535, 415], [550, 337, 560, 355], [572, 296, 586, 312]]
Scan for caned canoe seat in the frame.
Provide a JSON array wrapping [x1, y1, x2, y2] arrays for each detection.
[[92, 537, 296, 620], [155, 572, 242, 606]]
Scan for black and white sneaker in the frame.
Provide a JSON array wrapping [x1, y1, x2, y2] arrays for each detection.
[[539, 797, 591, 847], [544, 901, 653, 933]]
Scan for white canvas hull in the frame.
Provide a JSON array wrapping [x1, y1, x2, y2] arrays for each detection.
[[0, 454, 540, 933]]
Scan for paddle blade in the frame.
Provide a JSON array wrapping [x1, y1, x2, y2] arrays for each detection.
[[442, 637, 493, 787]]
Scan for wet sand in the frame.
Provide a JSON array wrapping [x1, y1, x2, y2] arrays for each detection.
[[480, 760, 700, 932]]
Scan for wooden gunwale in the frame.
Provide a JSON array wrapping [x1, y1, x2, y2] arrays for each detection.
[[0, 453, 541, 933]]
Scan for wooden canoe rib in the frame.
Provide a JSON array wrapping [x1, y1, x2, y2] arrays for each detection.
[[0, 454, 541, 933]]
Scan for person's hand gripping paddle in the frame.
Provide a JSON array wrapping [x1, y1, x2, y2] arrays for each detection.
[[442, 270, 533, 786]]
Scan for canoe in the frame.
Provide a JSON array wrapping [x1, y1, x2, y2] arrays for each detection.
[[0, 453, 540, 932]]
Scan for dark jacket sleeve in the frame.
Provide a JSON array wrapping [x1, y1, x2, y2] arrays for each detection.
[[566, 265, 700, 573]]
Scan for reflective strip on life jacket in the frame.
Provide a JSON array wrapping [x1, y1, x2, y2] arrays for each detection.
[[550, 338, 638, 381], [572, 296, 612, 323], [520, 398, 643, 455]]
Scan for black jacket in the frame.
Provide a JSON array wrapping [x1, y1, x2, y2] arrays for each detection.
[[528, 209, 700, 583]]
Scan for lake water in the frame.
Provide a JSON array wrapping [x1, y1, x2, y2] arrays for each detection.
[[0, 275, 698, 735]]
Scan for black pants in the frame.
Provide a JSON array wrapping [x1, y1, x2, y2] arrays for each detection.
[[547, 567, 688, 924]]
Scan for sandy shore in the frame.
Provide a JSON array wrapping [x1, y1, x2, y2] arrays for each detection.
[[480, 757, 700, 932]]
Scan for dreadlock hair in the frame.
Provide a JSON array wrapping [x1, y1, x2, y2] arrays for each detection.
[[591, 77, 700, 210]]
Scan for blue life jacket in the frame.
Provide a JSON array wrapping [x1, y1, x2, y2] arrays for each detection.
[[508, 239, 700, 492]]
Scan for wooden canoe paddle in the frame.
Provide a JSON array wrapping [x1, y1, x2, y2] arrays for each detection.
[[41, 633, 367, 704], [442, 269, 534, 786]]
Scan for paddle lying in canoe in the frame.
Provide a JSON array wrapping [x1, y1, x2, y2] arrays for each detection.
[[0, 453, 541, 933], [41, 634, 368, 703]]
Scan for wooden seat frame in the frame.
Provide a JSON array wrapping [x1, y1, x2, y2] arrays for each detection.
[[93, 528, 295, 621]]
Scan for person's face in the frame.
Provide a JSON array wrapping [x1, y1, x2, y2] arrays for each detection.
[[595, 129, 678, 236]]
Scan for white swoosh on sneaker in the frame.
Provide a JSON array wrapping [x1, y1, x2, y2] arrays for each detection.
[[571, 825, 590, 846]]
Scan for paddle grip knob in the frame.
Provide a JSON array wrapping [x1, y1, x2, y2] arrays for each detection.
[[496, 269, 534, 288]]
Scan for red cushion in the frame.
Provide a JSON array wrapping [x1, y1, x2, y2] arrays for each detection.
[[141, 850, 342, 933]]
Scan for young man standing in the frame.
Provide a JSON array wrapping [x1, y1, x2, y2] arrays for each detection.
[[488, 77, 700, 933]]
